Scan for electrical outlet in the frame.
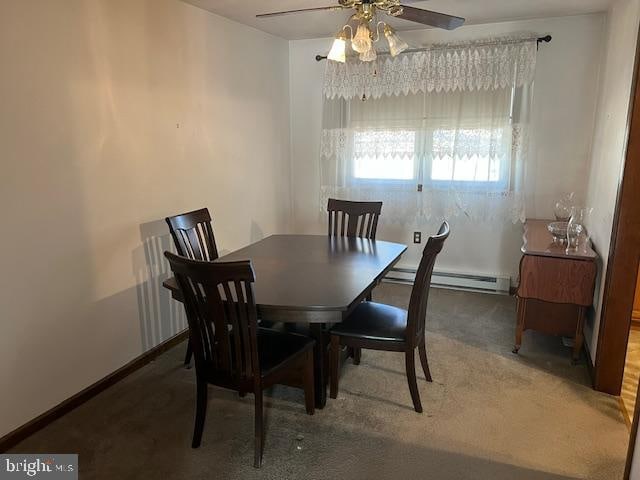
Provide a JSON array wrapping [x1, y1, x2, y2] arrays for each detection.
[[413, 232, 422, 244]]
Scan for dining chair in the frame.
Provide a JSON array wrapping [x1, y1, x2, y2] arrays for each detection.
[[164, 252, 315, 468], [327, 198, 384, 364], [166, 208, 219, 367], [327, 198, 383, 240], [328, 221, 450, 413]]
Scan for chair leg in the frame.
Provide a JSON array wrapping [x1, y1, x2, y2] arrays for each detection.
[[192, 380, 207, 448], [405, 350, 423, 413], [353, 347, 361, 365], [254, 389, 264, 468], [184, 340, 193, 369], [303, 350, 315, 415], [418, 340, 433, 382], [365, 292, 372, 301], [329, 335, 341, 399]]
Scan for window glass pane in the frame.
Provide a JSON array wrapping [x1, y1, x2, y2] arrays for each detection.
[[354, 156, 414, 180], [353, 130, 415, 180], [431, 128, 506, 184], [431, 155, 453, 181]]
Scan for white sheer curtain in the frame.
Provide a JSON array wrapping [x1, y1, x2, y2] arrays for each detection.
[[320, 36, 537, 224]]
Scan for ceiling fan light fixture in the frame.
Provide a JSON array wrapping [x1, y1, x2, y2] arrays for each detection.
[[384, 24, 409, 57], [327, 29, 348, 63], [359, 44, 377, 62], [352, 22, 372, 53], [387, 5, 404, 17]]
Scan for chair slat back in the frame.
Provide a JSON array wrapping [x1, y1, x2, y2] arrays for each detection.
[[407, 222, 450, 344], [164, 252, 259, 388], [327, 199, 383, 240], [166, 208, 219, 261]]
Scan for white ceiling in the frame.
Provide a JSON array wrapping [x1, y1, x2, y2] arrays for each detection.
[[181, 0, 613, 40]]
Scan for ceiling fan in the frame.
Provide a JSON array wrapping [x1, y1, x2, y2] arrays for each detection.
[[257, 1, 465, 63]]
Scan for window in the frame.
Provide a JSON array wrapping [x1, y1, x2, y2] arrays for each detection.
[[319, 39, 533, 224], [350, 125, 510, 187]]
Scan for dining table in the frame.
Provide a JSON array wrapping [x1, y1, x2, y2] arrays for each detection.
[[163, 234, 407, 408]]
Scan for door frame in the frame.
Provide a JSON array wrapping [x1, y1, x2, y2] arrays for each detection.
[[594, 25, 640, 396]]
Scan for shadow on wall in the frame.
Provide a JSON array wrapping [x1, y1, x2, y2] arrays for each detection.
[[132, 219, 186, 352], [131, 217, 266, 352]]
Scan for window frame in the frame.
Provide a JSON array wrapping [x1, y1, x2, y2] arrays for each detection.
[[344, 86, 517, 192]]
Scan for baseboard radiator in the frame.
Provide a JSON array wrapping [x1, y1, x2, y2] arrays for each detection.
[[385, 267, 511, 295]]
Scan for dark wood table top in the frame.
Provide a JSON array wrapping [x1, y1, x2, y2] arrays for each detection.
[[163, 234, 407, 320], [522, 219, 597, 261]]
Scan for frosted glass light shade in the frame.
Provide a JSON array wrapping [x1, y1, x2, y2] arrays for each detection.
[[359, 45, 377, 62], [328, 37, 347, 63], [384, 25, 408, 57], [352, 22, 372, 53]]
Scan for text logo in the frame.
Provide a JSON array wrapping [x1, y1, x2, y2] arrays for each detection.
[[0, 455, 77, 480]]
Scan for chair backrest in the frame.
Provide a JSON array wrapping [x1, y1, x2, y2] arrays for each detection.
[[406, 222, 450, 344], [164, 252, 259, 390], [166, 208, 219, 261], [327, 198, 383, 239]]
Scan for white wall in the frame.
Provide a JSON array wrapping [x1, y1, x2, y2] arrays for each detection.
[[584, 0, 640, 357], [0, 0, 291, 438], [289, 14, 606, 282]]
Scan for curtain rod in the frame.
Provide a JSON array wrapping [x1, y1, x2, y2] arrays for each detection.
[[315, 35, 552, 62]]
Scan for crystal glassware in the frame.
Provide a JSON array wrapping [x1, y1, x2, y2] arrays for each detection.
[[547, 221, 569, 243], [566, 207, 589, 252], [554, 192, 575, 221]]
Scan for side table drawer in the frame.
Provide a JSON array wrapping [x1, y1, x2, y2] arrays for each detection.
[[518, 255, 596, 306]]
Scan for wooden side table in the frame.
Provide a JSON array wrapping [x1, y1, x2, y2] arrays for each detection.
[[513, 219, 597, 363]]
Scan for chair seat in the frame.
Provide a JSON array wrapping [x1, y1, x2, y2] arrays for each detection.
[[256, 327, 315, 376], [331, 302, 408, 342]]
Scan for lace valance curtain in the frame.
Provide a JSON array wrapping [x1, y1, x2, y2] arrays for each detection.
[[319, 35, 538, 224], [323, 38, 538, 99]]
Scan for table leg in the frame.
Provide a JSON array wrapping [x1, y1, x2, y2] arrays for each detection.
[[310, 323, 327, 409], [572, 306, 586, 364]]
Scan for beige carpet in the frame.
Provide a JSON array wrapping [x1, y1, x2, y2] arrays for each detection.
[[11, 284, 629, 479]]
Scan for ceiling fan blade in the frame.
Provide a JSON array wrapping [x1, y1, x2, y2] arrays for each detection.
[[397, 5, 465, 30], [257, 5, 347, 18]]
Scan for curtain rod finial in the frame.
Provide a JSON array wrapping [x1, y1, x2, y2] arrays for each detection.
[[316, 55, 327, 62], [536, 35, 551, 50]]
